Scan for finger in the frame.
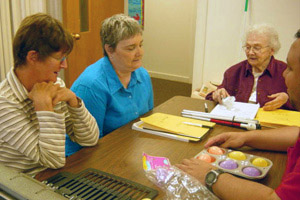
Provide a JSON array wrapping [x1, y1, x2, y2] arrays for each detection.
[[52, 96, 60, 106], [212, 91, 219, 102], [220, 90, 229, 98], [181, 158, 193, 165], [220, 140, 239, 148], [224, 89, 230, 97], [217, 94, 223, 104], [204, 135, 226, 148], [263, 100, 280, 110], [267, 94, 277, 99], [263, 104, 278, 111], [175, 164, 189, 172]]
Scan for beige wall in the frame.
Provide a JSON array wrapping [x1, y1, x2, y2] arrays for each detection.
[[128, 0, 300, 87], [125, 0, 197, 83], [193, 0, 300, 90]]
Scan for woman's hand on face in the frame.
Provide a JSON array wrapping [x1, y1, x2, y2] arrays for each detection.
[[175, 158, 216, 185], [28, 82, 60, 111], [212, 88, 230, 104], [263, 92, 289, 111], [204, 132, 247, 149]]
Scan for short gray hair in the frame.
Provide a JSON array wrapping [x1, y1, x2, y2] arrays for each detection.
[[100, 14, 142, 56], [244, 24, 281, 54]]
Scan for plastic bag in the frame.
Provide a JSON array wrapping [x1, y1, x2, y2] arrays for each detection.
[[145, 166, 219, 200]]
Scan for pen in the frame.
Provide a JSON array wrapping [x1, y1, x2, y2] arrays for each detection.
[[204, 103, 208, 113], [183, 121, 212, 129]]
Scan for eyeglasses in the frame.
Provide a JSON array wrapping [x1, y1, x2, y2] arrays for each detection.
[[242, 45, 269, 54], [50, 55, 67, 63]]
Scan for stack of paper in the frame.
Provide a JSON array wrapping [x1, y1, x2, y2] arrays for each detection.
[[132, 113, 215, 142]]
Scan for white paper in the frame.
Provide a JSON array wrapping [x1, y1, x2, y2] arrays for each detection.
[[210, 101, 260, 120]]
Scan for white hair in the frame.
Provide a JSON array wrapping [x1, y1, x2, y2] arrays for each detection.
[[244, 24, 281, 54]]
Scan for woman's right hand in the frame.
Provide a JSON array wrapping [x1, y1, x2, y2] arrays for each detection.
[[204, 132, 248, 149], [28, 82, 60, 111], [212, 88, 230, 104]]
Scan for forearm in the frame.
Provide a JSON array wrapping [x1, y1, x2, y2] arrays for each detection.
[[245, 126, 299, 151], [214, 173, 280, 200], [37, 111, 66, 168], [67, 101, 99, 146]]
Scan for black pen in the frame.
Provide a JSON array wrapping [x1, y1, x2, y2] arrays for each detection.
[[183, 121, 212, 129]]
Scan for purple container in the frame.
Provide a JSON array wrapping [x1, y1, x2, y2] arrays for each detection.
[[219, 160, 238, 169], [242, 167, 262, 177]]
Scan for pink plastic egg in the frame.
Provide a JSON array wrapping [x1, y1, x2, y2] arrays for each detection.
[[196, 154, 216, 163], [208, 146, 224, 155]]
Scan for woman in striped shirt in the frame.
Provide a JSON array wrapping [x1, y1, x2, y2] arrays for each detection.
[[0, 13, 99, 176]]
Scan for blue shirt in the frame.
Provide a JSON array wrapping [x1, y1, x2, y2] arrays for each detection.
[[66, 56, 154, 156]]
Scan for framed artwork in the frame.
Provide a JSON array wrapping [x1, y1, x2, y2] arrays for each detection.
[[128, 0, 144, 28]]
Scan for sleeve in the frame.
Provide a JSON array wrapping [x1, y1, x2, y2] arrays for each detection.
[[205, 73, 229, 100], [65, 98, 100, 146], [0, 100, 66, 169], [71, 84, 106, 137]]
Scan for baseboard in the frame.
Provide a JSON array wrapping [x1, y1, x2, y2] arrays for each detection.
[[148, 70, 191, 83]]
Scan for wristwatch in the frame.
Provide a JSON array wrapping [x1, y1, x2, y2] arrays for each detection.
[[205, 169, 224, 193]]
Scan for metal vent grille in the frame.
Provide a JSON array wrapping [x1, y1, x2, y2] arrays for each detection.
[[45, 168, 158, 200]]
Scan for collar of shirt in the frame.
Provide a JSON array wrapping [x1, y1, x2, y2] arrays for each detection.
[[7, 68, 29, 102], [244, 56, 275, 78], [103, 56, 142, 94]]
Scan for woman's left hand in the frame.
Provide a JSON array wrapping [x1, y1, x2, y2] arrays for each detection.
[[263, 92, 289, 111]]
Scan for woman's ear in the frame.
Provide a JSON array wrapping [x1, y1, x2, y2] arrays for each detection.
[[270, 48, 275, 56], [104, 44, 114, 57], [26, 50, 39, 64]]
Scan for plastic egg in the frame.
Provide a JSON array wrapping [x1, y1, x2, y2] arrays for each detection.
[[196, 154, 216, 163], [219, 160, 238, 169], [228, 151, 246, 160], [208, 146, 224, 155], [252, 158, 269, 167], [242, 167, 261, 177]]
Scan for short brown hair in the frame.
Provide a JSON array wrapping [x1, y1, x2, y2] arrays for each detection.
[[13, 13, 73, 68], [296, 29, 300, 38]]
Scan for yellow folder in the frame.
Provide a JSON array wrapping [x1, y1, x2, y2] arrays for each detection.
[[255, 108, 300, 127], [140, 113, 215, 140]]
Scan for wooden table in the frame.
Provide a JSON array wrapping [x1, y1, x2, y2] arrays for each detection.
[[36, 96, 287, 199]]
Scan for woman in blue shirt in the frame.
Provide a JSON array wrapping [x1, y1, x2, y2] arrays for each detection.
[[66, 14, 154, 156]]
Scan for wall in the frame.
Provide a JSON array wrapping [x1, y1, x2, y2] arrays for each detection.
[[125, 0, 197, 83], [193, 0, 300, 90]]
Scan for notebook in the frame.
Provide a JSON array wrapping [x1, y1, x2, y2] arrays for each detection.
[[132, 113, 215, 142]]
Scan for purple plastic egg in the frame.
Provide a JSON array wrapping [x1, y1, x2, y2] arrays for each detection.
[[242, 167, 262, 177], [219, 160, 238, 169]]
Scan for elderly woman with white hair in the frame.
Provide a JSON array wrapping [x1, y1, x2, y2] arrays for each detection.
[[206, 24, 294, 111], [66, 14, 154, 156]]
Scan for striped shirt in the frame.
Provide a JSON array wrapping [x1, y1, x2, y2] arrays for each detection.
[[0, 68, 99, 176]]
